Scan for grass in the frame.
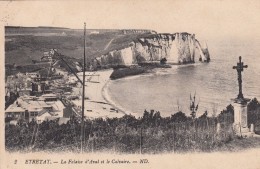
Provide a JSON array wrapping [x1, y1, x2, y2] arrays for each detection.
[[5, 27, 151, 66], [5, 27, 157, 79], [213, 136, 260, 152]]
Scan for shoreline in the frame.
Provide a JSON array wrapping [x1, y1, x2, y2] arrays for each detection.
[[101, 79, 138, 117], [100, 67, 177, 118], [73, 69, 126, 119], [97, 62, 210, 119]]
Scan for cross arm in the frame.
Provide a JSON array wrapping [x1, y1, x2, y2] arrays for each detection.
[[53, 50, 84, 85], [59, 57, 84, 86]]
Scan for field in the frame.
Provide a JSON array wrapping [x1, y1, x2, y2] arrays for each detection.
[[5, 26, 152, 66]]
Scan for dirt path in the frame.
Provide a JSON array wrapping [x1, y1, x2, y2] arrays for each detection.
[[104, 38, 114, 50]]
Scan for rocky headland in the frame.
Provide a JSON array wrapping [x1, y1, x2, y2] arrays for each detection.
[[95, 32, 210, 67]]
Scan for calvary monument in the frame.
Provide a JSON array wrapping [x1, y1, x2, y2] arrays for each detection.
[[232, 56, 254, 136]]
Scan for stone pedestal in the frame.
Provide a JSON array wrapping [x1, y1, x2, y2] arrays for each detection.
[[250, 124, 255, 133], [232, 99, 251, 137]]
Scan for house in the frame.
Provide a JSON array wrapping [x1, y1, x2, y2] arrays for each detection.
[[18, 89, 31, 96], [41, 49, 57, 62], [16, 72, 24, 77], [35, 116, 70, 125], [90, 31, 99, 34], [35, 109, 56, 124], [5, 95, 65, 122], [9, 120, 18, 126], [58, 117, 70, 125], [26, 72, 38, 78], [41, 93, 58, 102], [5, 106, 25, 119]]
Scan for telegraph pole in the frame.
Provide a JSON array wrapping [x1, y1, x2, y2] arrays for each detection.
[[139, 126, 143, 154], [81, 23, 86, 153]]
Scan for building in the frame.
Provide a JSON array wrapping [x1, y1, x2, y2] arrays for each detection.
[[41, 93, 58, 102], [90, 31, 99, 34], [18, 89, 31, 96], [16, 72, 25, 78], [41, 49, 57, 62], [26, 72, 38, 78], [5, 94, 65, 123]]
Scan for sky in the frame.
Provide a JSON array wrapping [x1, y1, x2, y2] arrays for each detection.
[[1, 0, 260, 42]]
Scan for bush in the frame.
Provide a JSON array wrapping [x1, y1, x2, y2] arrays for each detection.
[[5, 108, 236, 153]]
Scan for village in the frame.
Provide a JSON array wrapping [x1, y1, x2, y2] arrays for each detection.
[[5, 49, 123, 126]]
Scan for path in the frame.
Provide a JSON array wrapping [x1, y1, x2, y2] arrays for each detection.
[[104, 38, 114, 50]]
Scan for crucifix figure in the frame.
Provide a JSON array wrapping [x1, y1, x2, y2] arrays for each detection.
[[233, 56, 248, 100]]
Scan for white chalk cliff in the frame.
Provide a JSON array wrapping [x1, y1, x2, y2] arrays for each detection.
[[96, 32, 210, 66]]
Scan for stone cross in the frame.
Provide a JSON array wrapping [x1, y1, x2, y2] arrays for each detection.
[[233, 56, 248, 99]]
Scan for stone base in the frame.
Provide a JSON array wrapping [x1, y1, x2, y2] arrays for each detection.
[[233, 102, 248, 128], [233, 124, 255, 137], [232, 98, 250, 138], [240, 127, 250, 133], [252, 133, 260, 138], [241, 132, 255, 138], [233, 123, 252, 136]]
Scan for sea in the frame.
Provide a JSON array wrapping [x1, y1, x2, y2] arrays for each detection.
[[107, 40, 260, 117]]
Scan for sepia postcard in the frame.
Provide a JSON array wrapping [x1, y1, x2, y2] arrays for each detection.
[[1, 1, 260, 169]]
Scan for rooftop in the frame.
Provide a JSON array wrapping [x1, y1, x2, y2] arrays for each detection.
[[5, 106, 25, 113], [5, 95, 65, 117], [42, 93, 57, 98]]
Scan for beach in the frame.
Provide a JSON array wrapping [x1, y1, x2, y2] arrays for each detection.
[[102, 79, 139, 117], [72, 69, 127, 119]]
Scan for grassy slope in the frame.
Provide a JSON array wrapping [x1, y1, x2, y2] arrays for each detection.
[[5, 27, 151, 66], [5, 34, 112, 65], [213, 137, 260, 152]]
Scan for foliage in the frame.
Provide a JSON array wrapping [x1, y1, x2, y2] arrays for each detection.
[[170, 111, 190, 123], [6, 108, 236, 153], [247, 98, 260, 127], [217, 104, 234, 123], [160, 58, 167, 65]]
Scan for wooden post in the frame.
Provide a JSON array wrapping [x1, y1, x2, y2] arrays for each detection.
[[139, 126, 142, 154], [250, 124, 254, 133], [81, 22, 86, 153], [173, 123, 175, 153]]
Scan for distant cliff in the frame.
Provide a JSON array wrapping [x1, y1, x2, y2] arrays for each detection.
[[5, 26, 209, 69], [95, 32, 210, 67]]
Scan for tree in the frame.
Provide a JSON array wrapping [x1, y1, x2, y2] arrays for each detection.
[[217, 104, 234, 123], [198, 110, 208, 119], [171, 111, 188, 123], [247, 98, 260, 126], [248, 98, 259, 111], [160, 58, 167, 65]]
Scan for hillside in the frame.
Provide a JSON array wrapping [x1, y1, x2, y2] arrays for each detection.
[[5, 26, 152, 66], [5, 27, 210, 79]]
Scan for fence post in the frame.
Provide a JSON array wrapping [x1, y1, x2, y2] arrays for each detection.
[[211, 119, 215, 145], [250, 124, 254, 133], [173, 123, 175, 153], [206, 117, 209, 150], [187, 121, 191, 149], [114, 134, 116, 153], [216, 123, 221, 134], [139, 126, 142, 154]]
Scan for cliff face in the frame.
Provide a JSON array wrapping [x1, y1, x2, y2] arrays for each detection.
[[96, 33, 210, 66]]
